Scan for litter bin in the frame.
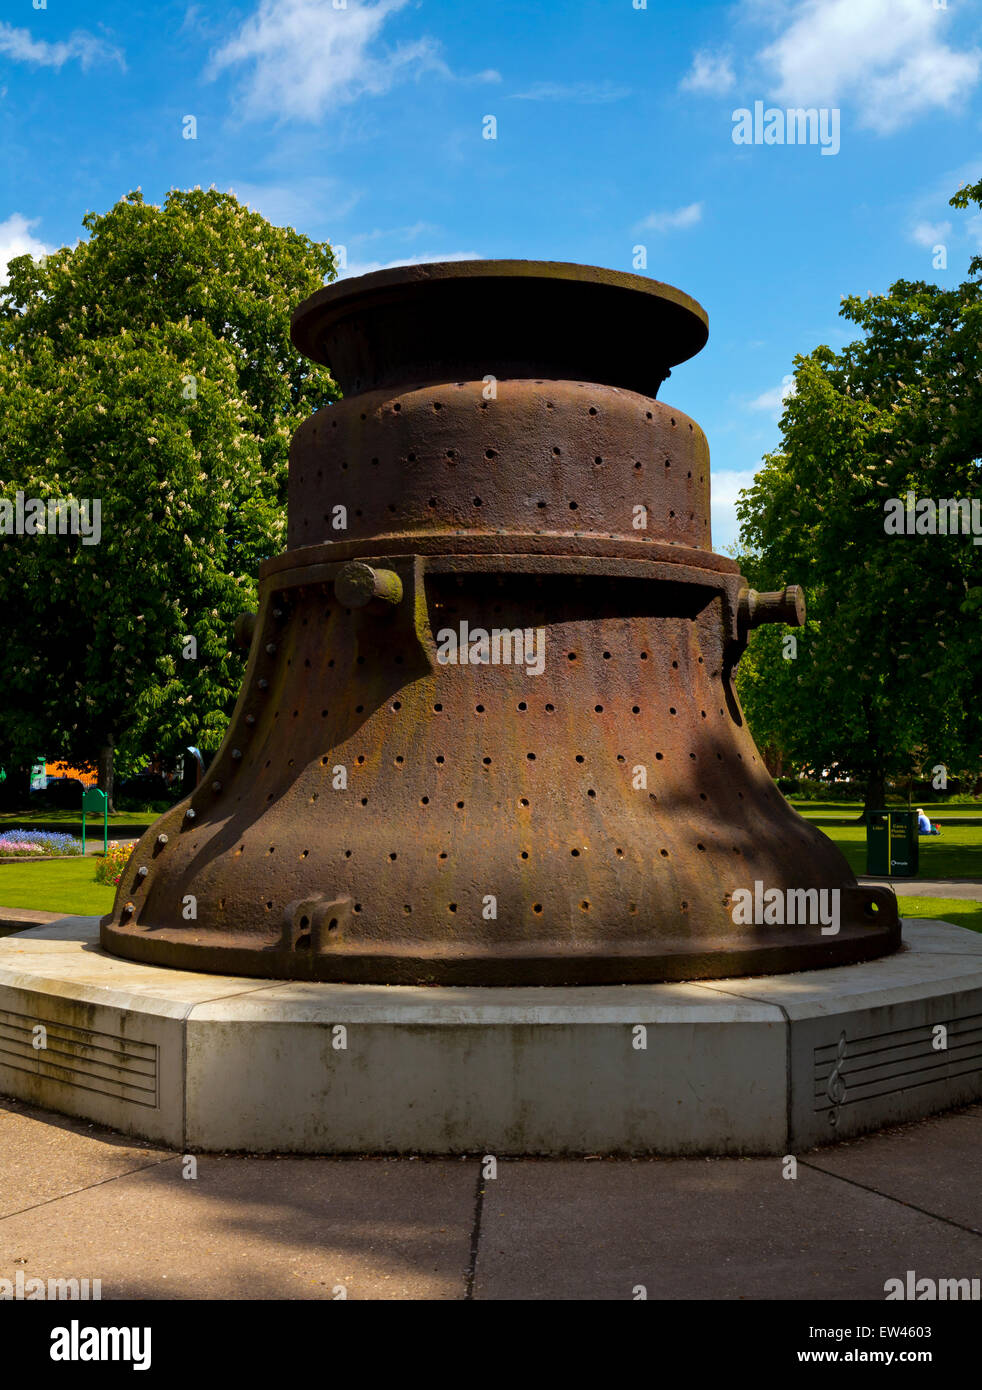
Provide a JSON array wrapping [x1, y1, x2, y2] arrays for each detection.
[[866, 809, 919, 877]]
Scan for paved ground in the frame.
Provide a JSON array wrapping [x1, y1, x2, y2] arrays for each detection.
[[1, 1093, 979, 1300], [860, 877, 982, 899]]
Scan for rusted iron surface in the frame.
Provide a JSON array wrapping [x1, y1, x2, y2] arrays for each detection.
[[102, 261, 900, 984]]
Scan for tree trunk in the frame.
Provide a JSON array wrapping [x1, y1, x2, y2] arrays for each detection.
[[860, 767, 886, 824], [97, 737, 115, 814]]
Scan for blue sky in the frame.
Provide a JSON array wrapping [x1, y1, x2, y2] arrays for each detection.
[[2, 0, 981, 549]]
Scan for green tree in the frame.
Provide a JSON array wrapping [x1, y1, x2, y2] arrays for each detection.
[[736, 179, 982, 817], [0, 188, 337, 806]]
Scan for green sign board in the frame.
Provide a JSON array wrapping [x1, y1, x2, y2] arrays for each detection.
[[865, 809, 919, 877], [81, 786, 108, 856]]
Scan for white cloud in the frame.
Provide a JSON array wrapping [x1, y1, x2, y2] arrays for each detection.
[[910, 219, 951, 249], [340, 251, 482, 279], [637, 202, 703, 234], [209, 0, 487, 122], [753, 0, 980, 134], [0, 214, 52, 286], [748, 373, 796, 416], [510, 80, 630, 103], [350, 221, 440, 244], [711, 468, 758, 549], [226, 177, 360, 229], [680, 50, 735, 95], [0, 20, 124, 70]]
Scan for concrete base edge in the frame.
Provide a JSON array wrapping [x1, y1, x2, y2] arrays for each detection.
[[1, 918, 981, 1156]]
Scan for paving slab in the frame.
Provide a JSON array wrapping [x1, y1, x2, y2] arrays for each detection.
[[472, 1154, 982, 1300], [4, 1093, 982, 1301], [0, 1095, 172, 1217], [0, 908, 62, 937], [801, 1104, 982, 1234], [0, 1101, 475, 1300]]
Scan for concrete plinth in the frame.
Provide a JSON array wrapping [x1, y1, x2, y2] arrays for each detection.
[[1, 918, 981, 1155]]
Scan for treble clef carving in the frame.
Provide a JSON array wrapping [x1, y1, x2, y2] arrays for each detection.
[[826, 1031, 848, 1127]]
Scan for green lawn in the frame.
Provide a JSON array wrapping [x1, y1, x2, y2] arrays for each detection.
[[0, 859, 116, 915], [0, 809, 159, 831], [897, 896, 982, 933], [791, 803, 982, 879]]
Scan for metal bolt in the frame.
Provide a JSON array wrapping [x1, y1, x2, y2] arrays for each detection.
[[156, 834, 168, 846], [212, 781, 222, 792], [258, 679, 269, 690], [138, 866, 149, 878], [122, 902, 134, 916], [266, 643, 277, 655], [232, 749, 242, 761], [246, 714, 256, 726], [186, 808, 196, 820]]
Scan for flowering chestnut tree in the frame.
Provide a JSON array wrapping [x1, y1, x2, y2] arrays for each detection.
[[0, 188, 338, 805]]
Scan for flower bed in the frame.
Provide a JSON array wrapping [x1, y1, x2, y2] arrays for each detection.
[[94, 840, 134, 887], [0, 829, 83, 858]]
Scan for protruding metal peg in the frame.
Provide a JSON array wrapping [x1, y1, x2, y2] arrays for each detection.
[[738, 585, 805, 630], [233, 611, 257, 649], [334, 562, 403, 610]]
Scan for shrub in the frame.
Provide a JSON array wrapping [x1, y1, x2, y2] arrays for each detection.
[[94, 841, 135, 887]]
